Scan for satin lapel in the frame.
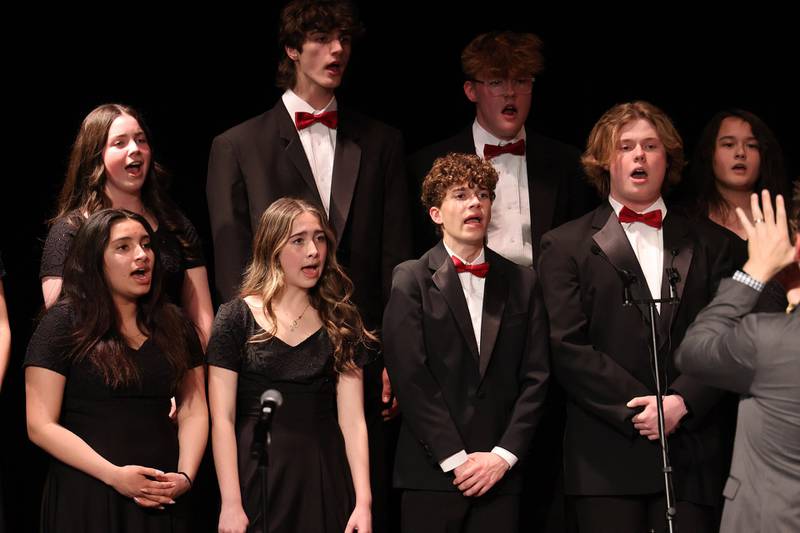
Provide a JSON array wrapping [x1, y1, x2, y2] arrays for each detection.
[[429, 245, 480, 361], [478, 250, 507, 379], [329, 116, 361, 241], [527, 139, 556, 262], [277, 105, 323, 207], [591, 205, 651, 319], [658, 212, 694, 348]]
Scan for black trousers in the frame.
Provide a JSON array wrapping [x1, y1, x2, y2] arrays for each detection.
[[401, 490, 518, 533], [571, 493, 715, 533]]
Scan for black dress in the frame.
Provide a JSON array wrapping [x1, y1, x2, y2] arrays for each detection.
[[207, 299, 369, 533], [706, 218, 788, 312], [40, 210, 205, 305], [24, 304, 203, 533]]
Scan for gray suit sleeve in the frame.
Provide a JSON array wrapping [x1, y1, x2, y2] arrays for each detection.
[[675, 278, 760, 395]]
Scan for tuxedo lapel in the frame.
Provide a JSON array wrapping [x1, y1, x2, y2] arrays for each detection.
[[276, 103, 323, 207], [329, 114, 361, 241], [526, 139, 557, 261], [478, 249, 507, 379], [429, 244, 480, 362], [591, 205, 651, 319]]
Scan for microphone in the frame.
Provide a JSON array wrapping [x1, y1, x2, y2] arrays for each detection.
[[259, 389, 284, 423], [666, 249, 681, 302], [251, 389, 283, 459], [665, 268, 680, 301], [591, 245, 638, 306], [620, 268, 637, 307]]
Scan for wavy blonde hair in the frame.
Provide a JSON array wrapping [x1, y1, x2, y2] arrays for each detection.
[[239, 198, 375, 372], [582, 101, 685, 197]]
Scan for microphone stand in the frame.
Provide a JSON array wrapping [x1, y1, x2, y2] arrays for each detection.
[[625, 271, 680, 533], [252, 404, 276, 532]]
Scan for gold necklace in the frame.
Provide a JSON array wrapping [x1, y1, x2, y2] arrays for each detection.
[[288, 302, 311, 332]]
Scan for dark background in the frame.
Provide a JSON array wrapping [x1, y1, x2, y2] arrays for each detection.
[[2, 5, 796, 531]]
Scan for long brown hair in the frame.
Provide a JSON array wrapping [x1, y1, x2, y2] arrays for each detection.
[[52, 104, 192, 257], [58, 209, 192, 388], [687, 109, 790, 221], [239, 198, 375, 372]]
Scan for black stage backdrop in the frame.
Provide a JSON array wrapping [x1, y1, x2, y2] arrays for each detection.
[[1, 5, 796, 531]]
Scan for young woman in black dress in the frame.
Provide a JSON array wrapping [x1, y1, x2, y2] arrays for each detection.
[[208, 198, 374, 533], [685, 109, 793, 308], [25, 209, 208, 532], [687, 109, 790, 247], [40, 104, 213, 347]]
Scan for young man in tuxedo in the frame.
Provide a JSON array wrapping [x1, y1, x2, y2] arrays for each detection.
[[537, 101, 734, 533], [206, 2, 412, 529], [408, 31, 595, 262], [408, 31, 596, 530], [383, 153, 550, 533]]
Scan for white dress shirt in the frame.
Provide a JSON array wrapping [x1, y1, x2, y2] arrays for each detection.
[[473, 120, 533, 267], [608, 196, 667, 312], [282, 89, 337, 215], [438, 242, 518, 472]]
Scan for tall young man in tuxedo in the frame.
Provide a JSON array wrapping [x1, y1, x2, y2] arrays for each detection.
[[408, 36, 596, 529], [383, 153, 550, 532], [537, 101, 734, 532], [408, 31, 595, 262]]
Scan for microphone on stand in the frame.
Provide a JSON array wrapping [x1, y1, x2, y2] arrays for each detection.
[[252, 389, 283, 459], [591, 244, 638, 306], [666, 249, 681, 303], [620, 268, 637, 307], [259, 389, 283, 423]]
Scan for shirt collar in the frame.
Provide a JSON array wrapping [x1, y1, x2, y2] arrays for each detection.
[[282, 89, 337, 124], [443, 241, 485, 265], [472, 118, 525, 154], [608, 195, 668, 220]]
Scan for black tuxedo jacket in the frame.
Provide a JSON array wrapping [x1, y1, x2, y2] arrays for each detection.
[[382, 242, 550, 493], [207, 100, 412, 326], [407, 126, 597, 259], [537, 202, 735, 505]]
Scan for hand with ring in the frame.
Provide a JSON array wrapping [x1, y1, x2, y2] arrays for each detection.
[[736, 190, 796, 283]]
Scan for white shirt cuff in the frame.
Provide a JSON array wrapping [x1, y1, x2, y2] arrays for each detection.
[[439, 450, 468, 472], [491, 446, 518, 469]]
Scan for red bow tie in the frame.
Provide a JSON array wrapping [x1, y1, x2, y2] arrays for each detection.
[[295, 110, 338, 130], [618, 206, 663, 229], [452, 255, 490, 278], [483, 139, 525, 160]]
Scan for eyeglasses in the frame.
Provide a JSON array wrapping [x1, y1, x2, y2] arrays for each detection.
[[448, 188, 493, 202], [471, 77, 535, 96]]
